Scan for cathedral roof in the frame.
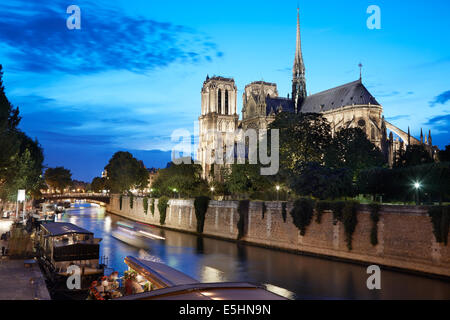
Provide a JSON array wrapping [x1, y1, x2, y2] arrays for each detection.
[[300, 80, 380, 113], [266, 97, 295, 115], [264, 80, 380, 116], [207, 76, 234, 83], [245, 81, 277, 88]]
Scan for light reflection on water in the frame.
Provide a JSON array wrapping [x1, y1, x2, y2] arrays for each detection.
[[57, 203, 450, 300]]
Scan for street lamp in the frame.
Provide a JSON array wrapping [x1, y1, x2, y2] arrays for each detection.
[[210, 187, 215, 199], [172, 188, 179, 199], [414, 181, 421, 205], [276, 185, 280, 201]]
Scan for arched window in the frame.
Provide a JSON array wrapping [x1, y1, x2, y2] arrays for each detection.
[[225, 90, 229, 115], [218, 89, 222, 114]]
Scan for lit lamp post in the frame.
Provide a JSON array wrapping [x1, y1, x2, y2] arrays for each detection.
[[414, 182, 421, 205], [276, 185, 280, 201], [210, 187, 215, 199], [173, 188, 178, 199]]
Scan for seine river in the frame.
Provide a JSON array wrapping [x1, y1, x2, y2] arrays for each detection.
[[57, 202, 450, 300]]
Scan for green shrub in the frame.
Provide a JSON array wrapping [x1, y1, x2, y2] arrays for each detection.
[[342, 201, 359, 250], [194, 196, 210, 233], [281, 202, 287, 222], [262, 202, 266, 219], [429, 206, 450, 245], [150, 198, 155, 216], [158, 196, 169, 225], [315, 201, 332, 224], [369, 203, 380, 246], [290, 198, 316, 236], [237, 200, 250, 239], [330, 201, 345, 225], [129, 193, 134, 209], [143, 196, 149, 215], [119, 195, 123, 210]]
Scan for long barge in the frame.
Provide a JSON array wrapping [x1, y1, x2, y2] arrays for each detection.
[[36, 222, 104, 299]]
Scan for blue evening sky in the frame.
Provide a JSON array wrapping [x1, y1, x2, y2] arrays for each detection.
[[0, 0, 449, 181]]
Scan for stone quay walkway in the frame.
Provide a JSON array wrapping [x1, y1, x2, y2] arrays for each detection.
[[0, 258, 51, 300]]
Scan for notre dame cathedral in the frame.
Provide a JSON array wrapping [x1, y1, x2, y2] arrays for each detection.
[[198, 8, 437, 180]]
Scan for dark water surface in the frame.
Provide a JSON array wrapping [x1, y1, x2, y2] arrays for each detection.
[[57, 202, 450, 300]]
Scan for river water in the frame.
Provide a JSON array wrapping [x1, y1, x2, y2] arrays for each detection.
[[56, 202, 450, 300]]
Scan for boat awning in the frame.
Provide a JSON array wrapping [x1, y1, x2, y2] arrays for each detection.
[[116, 282, 287, 300], [124, 256, 199, 288], [41, 222, 93, 236]]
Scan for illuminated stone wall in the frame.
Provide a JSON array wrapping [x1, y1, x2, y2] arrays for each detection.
[[107, 195, 450, 277]]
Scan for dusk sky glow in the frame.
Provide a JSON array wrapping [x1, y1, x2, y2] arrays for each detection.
[[1, 0, 449, 181]]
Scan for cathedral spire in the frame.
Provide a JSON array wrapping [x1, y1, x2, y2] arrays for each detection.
[[292, 7, 307, 113], [294, 8, 303, 71]]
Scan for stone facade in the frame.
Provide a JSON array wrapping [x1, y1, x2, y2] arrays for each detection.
[[198, 76, 239, 180], [241, 81, 279, 130]]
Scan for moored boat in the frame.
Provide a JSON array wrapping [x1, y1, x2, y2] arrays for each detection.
[[88, 256, 287, 300], [36, 222, 104, 299]]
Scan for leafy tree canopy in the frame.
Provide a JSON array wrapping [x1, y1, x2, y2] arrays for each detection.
[[269, 112, 332, 176], [288, 162, 355, 200], [0, 65, 44, 201], [90, 177, 106, 192], [44, 167, 72, 193], [325, 127, 385, 177], [396, 144, 434, 167], [438, 145, 450, 162], [152, 160, 207, 198], [104, 151, 149, 193], [223, 163, 271, 198]]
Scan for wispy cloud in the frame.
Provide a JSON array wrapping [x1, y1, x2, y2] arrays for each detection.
[[425, 113, 450, 132], [0, 0, 222, 74], [429, 90, 450, 107], [415, 57, 450, 69]]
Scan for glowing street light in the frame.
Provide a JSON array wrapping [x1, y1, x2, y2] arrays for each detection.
[[210, 187, 215, 199], [413, 181, 421, 205], [276, 185, 280, 201]]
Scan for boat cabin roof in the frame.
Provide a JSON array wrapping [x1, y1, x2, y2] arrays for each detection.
[[124, 256, 198, 287], [117, 282, 287, 300], [122, 256, 287, 300], [41, 222, 93, 237]]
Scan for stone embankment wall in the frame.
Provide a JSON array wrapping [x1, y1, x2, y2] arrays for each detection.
[[106, 195, 450, 277]]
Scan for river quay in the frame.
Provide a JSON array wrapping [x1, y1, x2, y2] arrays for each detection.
[[0, 258, 51, 300]]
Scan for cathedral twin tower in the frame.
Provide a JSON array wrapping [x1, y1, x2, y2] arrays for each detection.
[[198, 9, 306, 179]]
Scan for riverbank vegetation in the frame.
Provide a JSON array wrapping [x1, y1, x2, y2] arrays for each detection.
[[0, 65, 45, 203]]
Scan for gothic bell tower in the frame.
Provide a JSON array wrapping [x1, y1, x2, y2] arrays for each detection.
[[292, 8, 307, 113], [198, 76, 239, 180]]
